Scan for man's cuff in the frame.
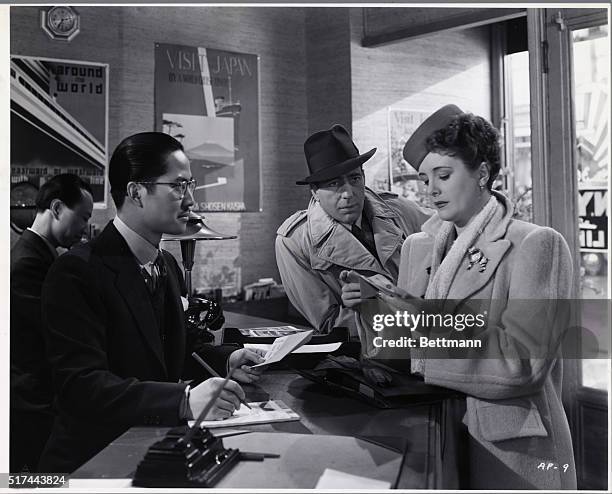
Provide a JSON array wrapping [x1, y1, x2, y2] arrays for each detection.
[[179, 384, 193, 420]]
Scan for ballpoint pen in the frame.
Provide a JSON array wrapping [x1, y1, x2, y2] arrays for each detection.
[[238, 452, 281, 461]]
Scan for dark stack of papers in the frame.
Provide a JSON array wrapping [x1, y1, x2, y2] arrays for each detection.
[[297, 356, 458, 408]]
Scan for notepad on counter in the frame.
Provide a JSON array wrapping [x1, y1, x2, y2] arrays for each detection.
[[188, 399, 300, 429]]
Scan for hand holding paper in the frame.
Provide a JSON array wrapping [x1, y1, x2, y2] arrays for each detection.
[[250, 330, 314, 368], [228, 348, 267, 383], [339, 270, 363, 308], [353, 272, 415, 300]]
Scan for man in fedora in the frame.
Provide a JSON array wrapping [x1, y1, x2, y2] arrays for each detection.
[[276, 124, 429, 339]]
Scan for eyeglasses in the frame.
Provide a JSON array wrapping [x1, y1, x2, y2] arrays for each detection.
[[137, 178, 197, 199]]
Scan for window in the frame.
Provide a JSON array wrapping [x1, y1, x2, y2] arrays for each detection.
[[503, 49, 532, 221], [572, 25, 609, 391]]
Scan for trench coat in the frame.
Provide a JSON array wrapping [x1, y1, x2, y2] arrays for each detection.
[[396, 192, 576, 489], [276, 188, 429, 336]]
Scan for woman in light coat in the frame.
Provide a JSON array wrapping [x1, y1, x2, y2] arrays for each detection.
[[346, 105, 577, 489]]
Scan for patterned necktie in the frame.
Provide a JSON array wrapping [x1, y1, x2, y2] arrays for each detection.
[[142, 252, 167, 294]]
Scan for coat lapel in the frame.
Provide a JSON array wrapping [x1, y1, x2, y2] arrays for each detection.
[[366, 193, 406, 269], [161, 251, 185, 380], [308, 189, 403, 276], [97, 223, 167, 374], [430, 191, 514, 301], [446, 238, 511, 300], [308, 200, 387, 275]]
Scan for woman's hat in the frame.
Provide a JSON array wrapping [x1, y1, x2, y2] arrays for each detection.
[[296, 124, 376, 185], [402, 104, 463, 171]]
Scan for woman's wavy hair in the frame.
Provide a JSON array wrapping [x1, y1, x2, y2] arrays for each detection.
[[425, 113, 501, 190]]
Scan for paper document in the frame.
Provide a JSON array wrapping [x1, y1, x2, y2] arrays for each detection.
[[238, 325, 304, 337], [250, 330, 314, 368], [245, 342, 342, 354], [70, 479, 133, 488], [189, 400, 300, 429], [355, 272, 416, 300], [315, 468, 392, 489]]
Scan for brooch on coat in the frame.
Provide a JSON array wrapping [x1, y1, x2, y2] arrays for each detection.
[[467, 246, 488, 272]]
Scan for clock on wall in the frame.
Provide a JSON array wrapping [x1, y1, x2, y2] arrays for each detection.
[[41, 6, 80, 41]]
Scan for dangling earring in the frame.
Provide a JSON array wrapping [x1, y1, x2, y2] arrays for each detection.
[[479, 181, 485, 192]]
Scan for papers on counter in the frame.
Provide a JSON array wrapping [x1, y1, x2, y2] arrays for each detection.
[[188, 400, 300, 429], [238, 325, 305, 337], [250, 329, 314, 368], [70, 479, 133, 488], [245, 342, 342, 354], [315, 468, 392, 489]]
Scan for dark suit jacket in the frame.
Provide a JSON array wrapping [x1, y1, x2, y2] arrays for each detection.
[[38, 222, 232, 473], [11, 229, 56, 412], [10, 230, 57, 471]]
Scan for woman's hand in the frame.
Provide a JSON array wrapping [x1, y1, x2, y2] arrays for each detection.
[[361, 361, 393, 387], [340, 270, 362, 308], [379, 291, 422, 314]]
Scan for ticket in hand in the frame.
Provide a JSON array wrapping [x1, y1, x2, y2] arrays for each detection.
[[353, 272, 417, 300]]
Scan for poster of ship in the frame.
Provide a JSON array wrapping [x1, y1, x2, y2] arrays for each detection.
[[10, 56, 108, 206], [155, 43, 260, 212]]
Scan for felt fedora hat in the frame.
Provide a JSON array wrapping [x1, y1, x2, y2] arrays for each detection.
[[402, 104, 463, 171], [296, 124, 376, 185]]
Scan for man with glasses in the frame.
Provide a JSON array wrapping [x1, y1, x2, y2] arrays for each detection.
[[276, 125, 430, 343], [39, 132, 264, 473]]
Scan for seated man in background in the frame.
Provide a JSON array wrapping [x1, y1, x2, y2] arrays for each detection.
[[39, 132, 264, 473], [276, 124, 429, 339], [10, 174, 93, 473]]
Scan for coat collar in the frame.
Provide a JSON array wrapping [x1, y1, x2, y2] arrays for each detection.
[[421, 191, 514, 301], [421, 190, 513, 242], [25, 228, 58, 260], [94, 222, 170, 374], [18, 228, 57, 265], [307, 188, 404, 275], [113, 216, 159, 265]]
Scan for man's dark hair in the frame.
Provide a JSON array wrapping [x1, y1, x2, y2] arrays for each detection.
[[35, 174, 93, 212], [109, 132, 184, 209], [426, 113, 501, 190]]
